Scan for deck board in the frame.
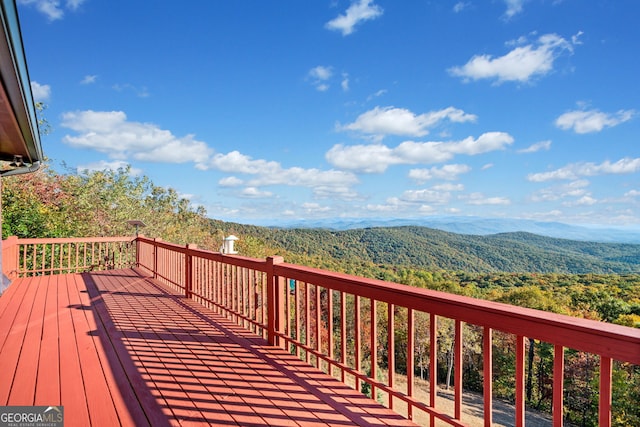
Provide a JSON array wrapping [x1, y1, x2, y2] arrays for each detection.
[[0, 271, 39, 405], [57, 273, 92, 426], [0, 269, 417, 426], [34, 275, 60, 405]]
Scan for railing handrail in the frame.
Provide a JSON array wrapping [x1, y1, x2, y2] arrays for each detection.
[[137, 236, 268, 270], [14, 236, 134, 244]]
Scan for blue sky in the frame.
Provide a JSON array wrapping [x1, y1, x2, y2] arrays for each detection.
[[17, 0, 640, 227]]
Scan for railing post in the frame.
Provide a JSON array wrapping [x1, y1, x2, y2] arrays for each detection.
[[185, 244, 196, 299], [134, 235, 141, 268], [266, 256, 284, 347], [1, 236, 19, 285], [153, 238, 160, 279]]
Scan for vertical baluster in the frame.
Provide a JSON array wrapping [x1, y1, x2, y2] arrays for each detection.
[[82, 242, 87, 272], [305, 281, 310, 364], [53, 243, 57, 274], [407, 308, 414, 420], [75, 242, 80, 272], [371, 298, 377, 400], [218, 260, 223, 314], [231, 264, 237, 319], [454, 320, 463, 421], [599, 356, 612, 427], [553, 344, 564, 427], [262, 271, 268, 339], [430, 313, 438, 427], [246, 267, 250, 326], [315, 284, 321, 369], [388, 303, 395, 409], [40, 243, 46, 274], [295, 279, 300, 358], [515, 335, 526, 427], [249, 266, 254, 330], [241, 265, 245, 324], [354, 295, 361, 392], [340, 291, 346, 383], [285, 277, 291, 350], [327, 288, 334, 376], [483, 326, 493, 427]]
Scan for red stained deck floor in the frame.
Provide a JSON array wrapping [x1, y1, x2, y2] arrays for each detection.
[[0, 269, 416, 426]]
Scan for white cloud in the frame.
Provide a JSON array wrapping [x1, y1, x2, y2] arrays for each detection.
[[18, 0, 63, 20], [308, 66, 333, 91], [325, 0, 383, 36], [66, 0, 86, 10], [503, 0, 526, 20], [572, 31, 584, 45], [366, 89, 387, 102], [453, 2, 470, 13], [241, 187, 273, 198], [366, 200, 402, 213], [449, 33, 578, 84], [218, 176, 244, 187], [81, 75, 97, 85], [409, 164, 471, 183], [30, 81, 51, 102], [326, 144, 396, 173], [61, 110, 213, 165], [327, 132, 513, 173], [208, 151, 281, 175], [301, 203, 332, 213], [112, 83, 150, 98], [528, 157, 640, 182], [530, 180, 590, 202], [76, 160, 142, 175], [201, 150, 360, 200], [555, 108, 635, 134], [433, 183, 464, 192], [338, 106, 478, 138], [568, 195, 597, 206], [401, 188, 452, 204], [18, 0, 86, 20], [518, 140, 551, 153], [308, 65, 332, 81], [341, 73, 350, 91], [462, 192, 511, 205]]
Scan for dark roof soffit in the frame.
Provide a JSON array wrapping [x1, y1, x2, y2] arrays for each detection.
[[0, 0, 43, 164]]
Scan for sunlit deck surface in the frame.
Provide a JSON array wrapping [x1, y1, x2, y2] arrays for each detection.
[[0, 268, 416, 427]]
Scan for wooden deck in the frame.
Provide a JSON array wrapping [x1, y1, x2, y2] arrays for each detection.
[[0, 269, 416, 427]]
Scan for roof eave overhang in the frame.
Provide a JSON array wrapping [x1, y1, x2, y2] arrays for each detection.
[[0, 0, 43, 166]]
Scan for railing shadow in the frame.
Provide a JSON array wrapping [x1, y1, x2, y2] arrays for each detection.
[[80, 269, 413, 426], [81, 272, 173, 427]]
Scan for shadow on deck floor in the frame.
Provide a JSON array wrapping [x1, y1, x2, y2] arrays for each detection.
[[0, 268, 416, 426]]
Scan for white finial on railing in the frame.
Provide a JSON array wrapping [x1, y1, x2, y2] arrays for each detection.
[[221, 235, 238, 254]]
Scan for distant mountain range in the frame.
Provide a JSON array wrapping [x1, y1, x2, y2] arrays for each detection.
[[218, 221, 640, 274], [255, 216, 640, 244]]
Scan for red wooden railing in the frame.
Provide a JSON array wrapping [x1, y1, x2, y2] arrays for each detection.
[[2, 235, 135, 278], [4, 235, 640, 426]]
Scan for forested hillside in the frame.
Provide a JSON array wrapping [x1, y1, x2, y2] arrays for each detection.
[[1, 164, 219, 248], [216, 222, 640, 274]]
